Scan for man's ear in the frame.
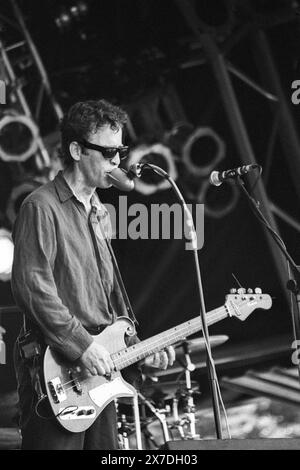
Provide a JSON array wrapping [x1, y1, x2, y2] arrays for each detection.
[[69, 141, 82, 162]]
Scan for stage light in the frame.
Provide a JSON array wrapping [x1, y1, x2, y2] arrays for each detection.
[[6, 180, 41, 225], [194, 0, 235, 38], [0, 229, 14, 282], [55, 8, 72, 31], [43, 130, 64, 179], [0, 111, 39, 162], [55, 1, 89, 33], [182, 127, 226, 178], [126, 143, 178, 195], [165, 123, 226, 178]]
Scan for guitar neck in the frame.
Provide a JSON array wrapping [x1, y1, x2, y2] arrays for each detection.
[[112, 305, 229, 371]]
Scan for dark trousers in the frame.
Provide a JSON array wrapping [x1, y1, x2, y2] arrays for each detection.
[[14, 341, 119, 450]]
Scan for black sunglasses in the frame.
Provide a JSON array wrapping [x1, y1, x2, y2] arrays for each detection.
[[78, 139, 129, 160]]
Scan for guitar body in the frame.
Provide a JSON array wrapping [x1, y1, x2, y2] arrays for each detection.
[[44, 317, 137, 433]]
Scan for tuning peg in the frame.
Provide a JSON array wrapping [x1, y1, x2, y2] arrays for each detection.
[[229, 288, 237, 294], [247, 288, 253, 294], [237, 288, 246, 294], [254, 287, 262, 294]]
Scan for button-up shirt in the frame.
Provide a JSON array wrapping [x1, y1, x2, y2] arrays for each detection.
[[11, 171, 130, 361]]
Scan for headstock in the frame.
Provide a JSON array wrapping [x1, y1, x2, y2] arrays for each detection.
[[225, 288, 272, 321]]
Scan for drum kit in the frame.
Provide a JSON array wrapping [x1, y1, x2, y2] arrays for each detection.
[[116, 334, 228, 449]]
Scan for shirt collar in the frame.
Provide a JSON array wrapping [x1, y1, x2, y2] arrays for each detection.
[[53, 170, 74, 203], [54, 171, 107, 215], [91, 192, 109, 216]]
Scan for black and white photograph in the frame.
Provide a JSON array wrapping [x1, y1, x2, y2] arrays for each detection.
[[0, 0, 300, 453]]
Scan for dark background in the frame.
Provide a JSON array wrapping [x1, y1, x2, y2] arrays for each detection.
[[1, 0, 300, 392]]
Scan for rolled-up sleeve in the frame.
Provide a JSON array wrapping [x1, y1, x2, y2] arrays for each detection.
[[11, 201, 93, 361]]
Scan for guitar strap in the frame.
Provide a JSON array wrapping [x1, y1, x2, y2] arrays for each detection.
[[90, 204, 139, 327], [104, 237, 139, 327]]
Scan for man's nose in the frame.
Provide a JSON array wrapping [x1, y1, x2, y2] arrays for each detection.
[[110, 152, 120, 166]]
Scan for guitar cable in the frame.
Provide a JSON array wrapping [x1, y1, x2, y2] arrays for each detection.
[[31, 356, 75, 421]]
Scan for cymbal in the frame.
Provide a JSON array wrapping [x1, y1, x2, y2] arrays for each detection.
[[116, 395, 145, 406], [141, 380, 199, 401], [175, 335, 229, 355]]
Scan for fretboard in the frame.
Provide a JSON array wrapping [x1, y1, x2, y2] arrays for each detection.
[[112, 304, 229, 371]]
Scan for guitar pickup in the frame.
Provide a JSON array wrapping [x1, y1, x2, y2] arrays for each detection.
[[48, 377, 67, 403], [69, 370, 82, 395]]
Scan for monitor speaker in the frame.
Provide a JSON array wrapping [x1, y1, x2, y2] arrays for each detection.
[[162, 438, 300, 450]]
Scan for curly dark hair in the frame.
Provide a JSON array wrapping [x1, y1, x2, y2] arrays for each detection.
[[59, 99, 128, 165]]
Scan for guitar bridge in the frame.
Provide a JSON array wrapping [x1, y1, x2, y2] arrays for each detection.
[[48, 377, 67, 403]]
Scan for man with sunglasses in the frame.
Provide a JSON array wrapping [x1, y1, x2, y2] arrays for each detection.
[[11, 99, 175, 450]]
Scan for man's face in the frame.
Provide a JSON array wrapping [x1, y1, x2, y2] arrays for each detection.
[[79, 124, 123, 189]]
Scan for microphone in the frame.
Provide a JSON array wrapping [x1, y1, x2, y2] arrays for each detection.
[[209, 164, 259, 186], [107, 163, 144, 192]]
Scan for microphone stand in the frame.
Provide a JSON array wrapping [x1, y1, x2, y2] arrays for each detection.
[[139, 163, 224, 439], [237, 177, 300, 384]]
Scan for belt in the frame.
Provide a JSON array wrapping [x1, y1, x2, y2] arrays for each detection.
[[24, 314, 106, 338], [84, 325, 107, 335]]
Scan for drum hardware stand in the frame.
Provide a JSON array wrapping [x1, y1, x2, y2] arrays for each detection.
[[177, 342, 200, 439], [171, 396, 185, 439], [140, 422, 161, 450], [115, 391, 143, 450], [0, 326, 6, 365], [180, 390, 200, 440], [131, 393, 143, 449], [138, 392, 171, 444], [117, 413, 132, 450]]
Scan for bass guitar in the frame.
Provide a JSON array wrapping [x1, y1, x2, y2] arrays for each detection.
[[44, 290, 272, 432]]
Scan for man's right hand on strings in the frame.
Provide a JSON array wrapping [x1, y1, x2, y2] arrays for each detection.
[[78, 341, 114, 376]]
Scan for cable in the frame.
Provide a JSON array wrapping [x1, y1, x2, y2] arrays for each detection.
[[238, 177, 298, 358], [248, 165, 263, 194]]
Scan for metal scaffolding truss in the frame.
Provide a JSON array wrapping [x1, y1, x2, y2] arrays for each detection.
[[0, 0, 63, 170], [175, 0, 300, 304]]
